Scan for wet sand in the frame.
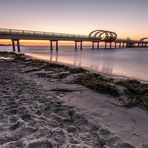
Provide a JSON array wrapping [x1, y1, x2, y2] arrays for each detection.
[[0, 52, 147, 148]]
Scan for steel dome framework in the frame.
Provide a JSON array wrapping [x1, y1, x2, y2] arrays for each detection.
[[89, 30, 117, 42]]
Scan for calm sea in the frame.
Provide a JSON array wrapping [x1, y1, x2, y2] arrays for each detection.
[[1, 46, 148, 82]]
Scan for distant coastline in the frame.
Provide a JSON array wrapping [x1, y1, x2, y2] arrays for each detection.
[[0, 44, 11, 46]]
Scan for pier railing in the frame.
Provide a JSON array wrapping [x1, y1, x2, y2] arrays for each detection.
[[0, 28, 91, 39]]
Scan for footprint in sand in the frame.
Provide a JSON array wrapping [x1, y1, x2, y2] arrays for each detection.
[[20, 113, 32, 121], [6, 108, 18, 115], [9, 115, 18, 123], [10, 121, 20, 130], [28, 141, 53, 148]]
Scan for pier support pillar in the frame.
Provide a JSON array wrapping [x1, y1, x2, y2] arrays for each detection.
[[97, 42, 100, 49], [105, 42, 107, 49], [56, 41, 58, 51], [122, 42, 125, 48], [119, 42, 121, 48], [109, 42, 112, 49], [115, 42, 117, 48], [126, 43, 130, 48], [17, 40, 20, 52], [92, 42, 95, 49], [12, 40, 15, 52], [11, 39, 20, 52], [140, 43, 142, 47], [50, 40, 59, 51], [75, 41, 77, 50], [50, 41, 53, 51], [126, 43, 134, 48], [74, 41, 82, 50], [80, 41, 83, 50], [133, 43, 135, 48]]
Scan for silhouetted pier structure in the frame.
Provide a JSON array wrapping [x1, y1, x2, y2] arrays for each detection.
[[0, 28, 148, 52]]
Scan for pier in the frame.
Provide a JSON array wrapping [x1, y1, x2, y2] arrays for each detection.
[[0, 28, 148, 52]]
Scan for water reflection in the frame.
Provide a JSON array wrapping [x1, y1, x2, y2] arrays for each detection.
[[73, 50, 82, 67], [24, 47, 148, 82], [49, 50, 58, 62]]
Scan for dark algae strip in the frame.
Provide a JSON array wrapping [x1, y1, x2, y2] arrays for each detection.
[[116, 80, 148, 110], [73, 73, 121, 97]]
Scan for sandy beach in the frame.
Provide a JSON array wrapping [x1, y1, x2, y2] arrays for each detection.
[[0, 52, 148, 148]]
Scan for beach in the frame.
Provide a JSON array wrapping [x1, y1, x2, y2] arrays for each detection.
[[0, 51, 148, 148]]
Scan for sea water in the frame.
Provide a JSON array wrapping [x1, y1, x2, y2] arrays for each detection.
[[1, 45, 148, 82]]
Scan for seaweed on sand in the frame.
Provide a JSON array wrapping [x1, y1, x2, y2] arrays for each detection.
[[73, 73, 120, 97], [116, 79, 148, 110]]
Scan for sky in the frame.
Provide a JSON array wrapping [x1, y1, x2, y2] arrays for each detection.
[[0, 0, 148, 45]]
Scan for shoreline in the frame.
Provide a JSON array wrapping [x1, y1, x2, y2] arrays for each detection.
[[0, 51, 148, 147], [15, 51, 148, 110], [1, 51, 148, 110]]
